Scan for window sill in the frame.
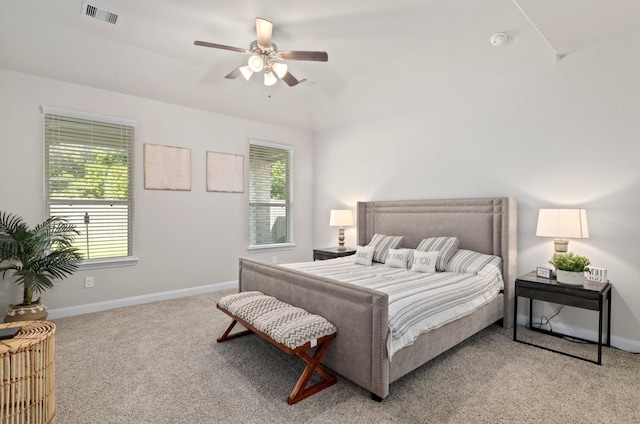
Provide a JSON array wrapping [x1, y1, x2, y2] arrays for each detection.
[[78, 256, 139, 270], [248, 243, 296, 252]]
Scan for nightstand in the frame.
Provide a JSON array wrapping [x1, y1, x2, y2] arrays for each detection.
[[313, 247, 356, 261], [513, 271, 612, 365]]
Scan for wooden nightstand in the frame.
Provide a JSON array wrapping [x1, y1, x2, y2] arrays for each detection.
[[513, 271, 612, 365], [313, 247, 356, 261]]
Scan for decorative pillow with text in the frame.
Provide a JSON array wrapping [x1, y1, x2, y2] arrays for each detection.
[[385, 248, 412, 269], [410, 250, 439, 274], [353, 245, 376, 266]]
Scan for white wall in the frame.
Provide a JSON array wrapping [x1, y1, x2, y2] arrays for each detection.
[[0, 69, 314, 312], [312, 31, 640, 350]]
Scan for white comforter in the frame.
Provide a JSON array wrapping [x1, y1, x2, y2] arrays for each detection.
[[282, 257, 503, 359]]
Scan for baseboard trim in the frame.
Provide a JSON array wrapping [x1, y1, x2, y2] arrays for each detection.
[[516, 313, 640, 354], [47, 280, 238, 320]]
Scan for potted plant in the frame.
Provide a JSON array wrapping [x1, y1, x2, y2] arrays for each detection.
[[0, 211, 83, 322], [548, 252, 590, 286]]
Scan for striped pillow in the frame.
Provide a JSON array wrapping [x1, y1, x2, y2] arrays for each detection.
[[368, 234, 404, 263], [445, 249, 501, 274], [416, 237, 460, 271]]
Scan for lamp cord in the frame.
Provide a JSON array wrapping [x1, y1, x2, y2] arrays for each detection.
[[531, 305, 564, 332]]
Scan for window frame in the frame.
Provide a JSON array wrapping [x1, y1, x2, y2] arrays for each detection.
[[42, 106, 138, 269], [248, 138, 295, 251]]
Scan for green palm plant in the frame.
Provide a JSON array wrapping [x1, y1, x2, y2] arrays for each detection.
[[0, 211, 83, 306]]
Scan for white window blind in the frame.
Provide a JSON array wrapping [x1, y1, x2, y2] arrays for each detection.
[[249, 140, 293, 248], [43, 107, 135, 263]]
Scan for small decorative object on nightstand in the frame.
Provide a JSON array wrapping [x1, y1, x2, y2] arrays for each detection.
[[313, 247, 356, 261], [536, 266, 553, 279]]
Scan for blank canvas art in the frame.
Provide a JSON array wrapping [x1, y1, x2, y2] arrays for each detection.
[[143, 143, 192, 191], [207, 151, 244, 193]]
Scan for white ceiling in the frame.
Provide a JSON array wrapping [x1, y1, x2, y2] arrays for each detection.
[[1, 0, 638, 131]]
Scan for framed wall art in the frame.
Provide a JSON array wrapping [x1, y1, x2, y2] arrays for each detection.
[[143, 143, 191, 191], [206, 151, 244, 193]]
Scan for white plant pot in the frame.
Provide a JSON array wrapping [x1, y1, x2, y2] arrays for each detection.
[[556, 270, 584, 286]]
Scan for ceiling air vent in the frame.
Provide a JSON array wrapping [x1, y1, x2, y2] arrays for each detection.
[[82, 2, 122, 26]]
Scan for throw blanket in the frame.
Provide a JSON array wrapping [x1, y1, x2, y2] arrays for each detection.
[[283, 257, 503, 359]]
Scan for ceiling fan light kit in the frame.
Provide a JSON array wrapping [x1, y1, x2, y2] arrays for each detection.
[[239, 65, 253, 81], [247, 55, 265, 72], [194, 17, 328, 88], [271, 62, 288, 79], [264, 71, 277, 86]]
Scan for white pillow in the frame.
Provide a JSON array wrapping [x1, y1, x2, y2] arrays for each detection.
[[353, 245, 376, 266], [385, 248, 412, 269], [410, 250, 439, 274]]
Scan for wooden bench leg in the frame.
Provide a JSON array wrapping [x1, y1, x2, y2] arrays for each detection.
[[217, 319, 253, 343], [216, 302, 337, 404], [287, 338, 337, 405]]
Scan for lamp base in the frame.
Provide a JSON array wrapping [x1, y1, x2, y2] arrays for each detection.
[[553, 239, 569, 255], [337, 227, 346, 251], [551, 239, 569, 276]]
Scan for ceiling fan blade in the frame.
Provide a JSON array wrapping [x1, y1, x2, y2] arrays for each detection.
[[194, 41, 248, 54], [256, 17, 273, 49], [278, 50, 328, 62], [281, 72, 299, 87], [225, 67, 242, 79]]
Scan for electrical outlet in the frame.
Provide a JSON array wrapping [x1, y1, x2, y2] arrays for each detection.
[[272, 256, 277, 264], [84, 276, 94, 288]]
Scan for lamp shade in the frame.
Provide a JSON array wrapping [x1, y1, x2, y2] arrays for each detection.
[[271, 62, 288, 78], [329, 209, 353, 227], [536, 209, 589, 239], [263, 70, 277, 86], [239, 65, 253, 81]]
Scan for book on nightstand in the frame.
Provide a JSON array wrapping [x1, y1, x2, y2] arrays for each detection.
[[0, 326, 22, 340]]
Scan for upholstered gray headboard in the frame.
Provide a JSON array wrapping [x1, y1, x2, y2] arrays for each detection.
[[357, 197, 518, 327]]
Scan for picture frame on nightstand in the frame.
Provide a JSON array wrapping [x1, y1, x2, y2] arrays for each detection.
[[536, 266, 553, 279]]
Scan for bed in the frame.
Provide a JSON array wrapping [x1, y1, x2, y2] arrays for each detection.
[[238, 197, 517, 400]]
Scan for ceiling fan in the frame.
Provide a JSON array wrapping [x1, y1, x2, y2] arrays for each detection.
[[194, 17, 328, 87]]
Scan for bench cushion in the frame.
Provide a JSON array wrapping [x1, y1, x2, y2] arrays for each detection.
[[218, 291, 337, 350]]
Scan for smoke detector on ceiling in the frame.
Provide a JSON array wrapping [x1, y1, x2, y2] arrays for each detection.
[[490, 33, 507, 47], [82, 2, 122, 26]]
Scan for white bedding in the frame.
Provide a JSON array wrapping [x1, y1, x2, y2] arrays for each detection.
[[282, 255, 503, 359]]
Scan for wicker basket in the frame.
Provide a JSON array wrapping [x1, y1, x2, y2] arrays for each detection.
[[1, 321, 56, 424]]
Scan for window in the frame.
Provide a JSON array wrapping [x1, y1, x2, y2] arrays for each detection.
[[249, 139, 293, 248], [43, 107, 136, 267]]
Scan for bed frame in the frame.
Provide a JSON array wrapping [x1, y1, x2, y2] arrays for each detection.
[[238, 197, 517, 400]]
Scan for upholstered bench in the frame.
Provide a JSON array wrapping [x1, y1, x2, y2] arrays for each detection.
[[216, 291, 338, 404]]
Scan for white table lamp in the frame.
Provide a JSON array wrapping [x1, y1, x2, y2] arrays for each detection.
[[536, 208, 589, 256]]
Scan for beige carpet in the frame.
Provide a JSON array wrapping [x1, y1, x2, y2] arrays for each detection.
[[51, 290, 639, 424]]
